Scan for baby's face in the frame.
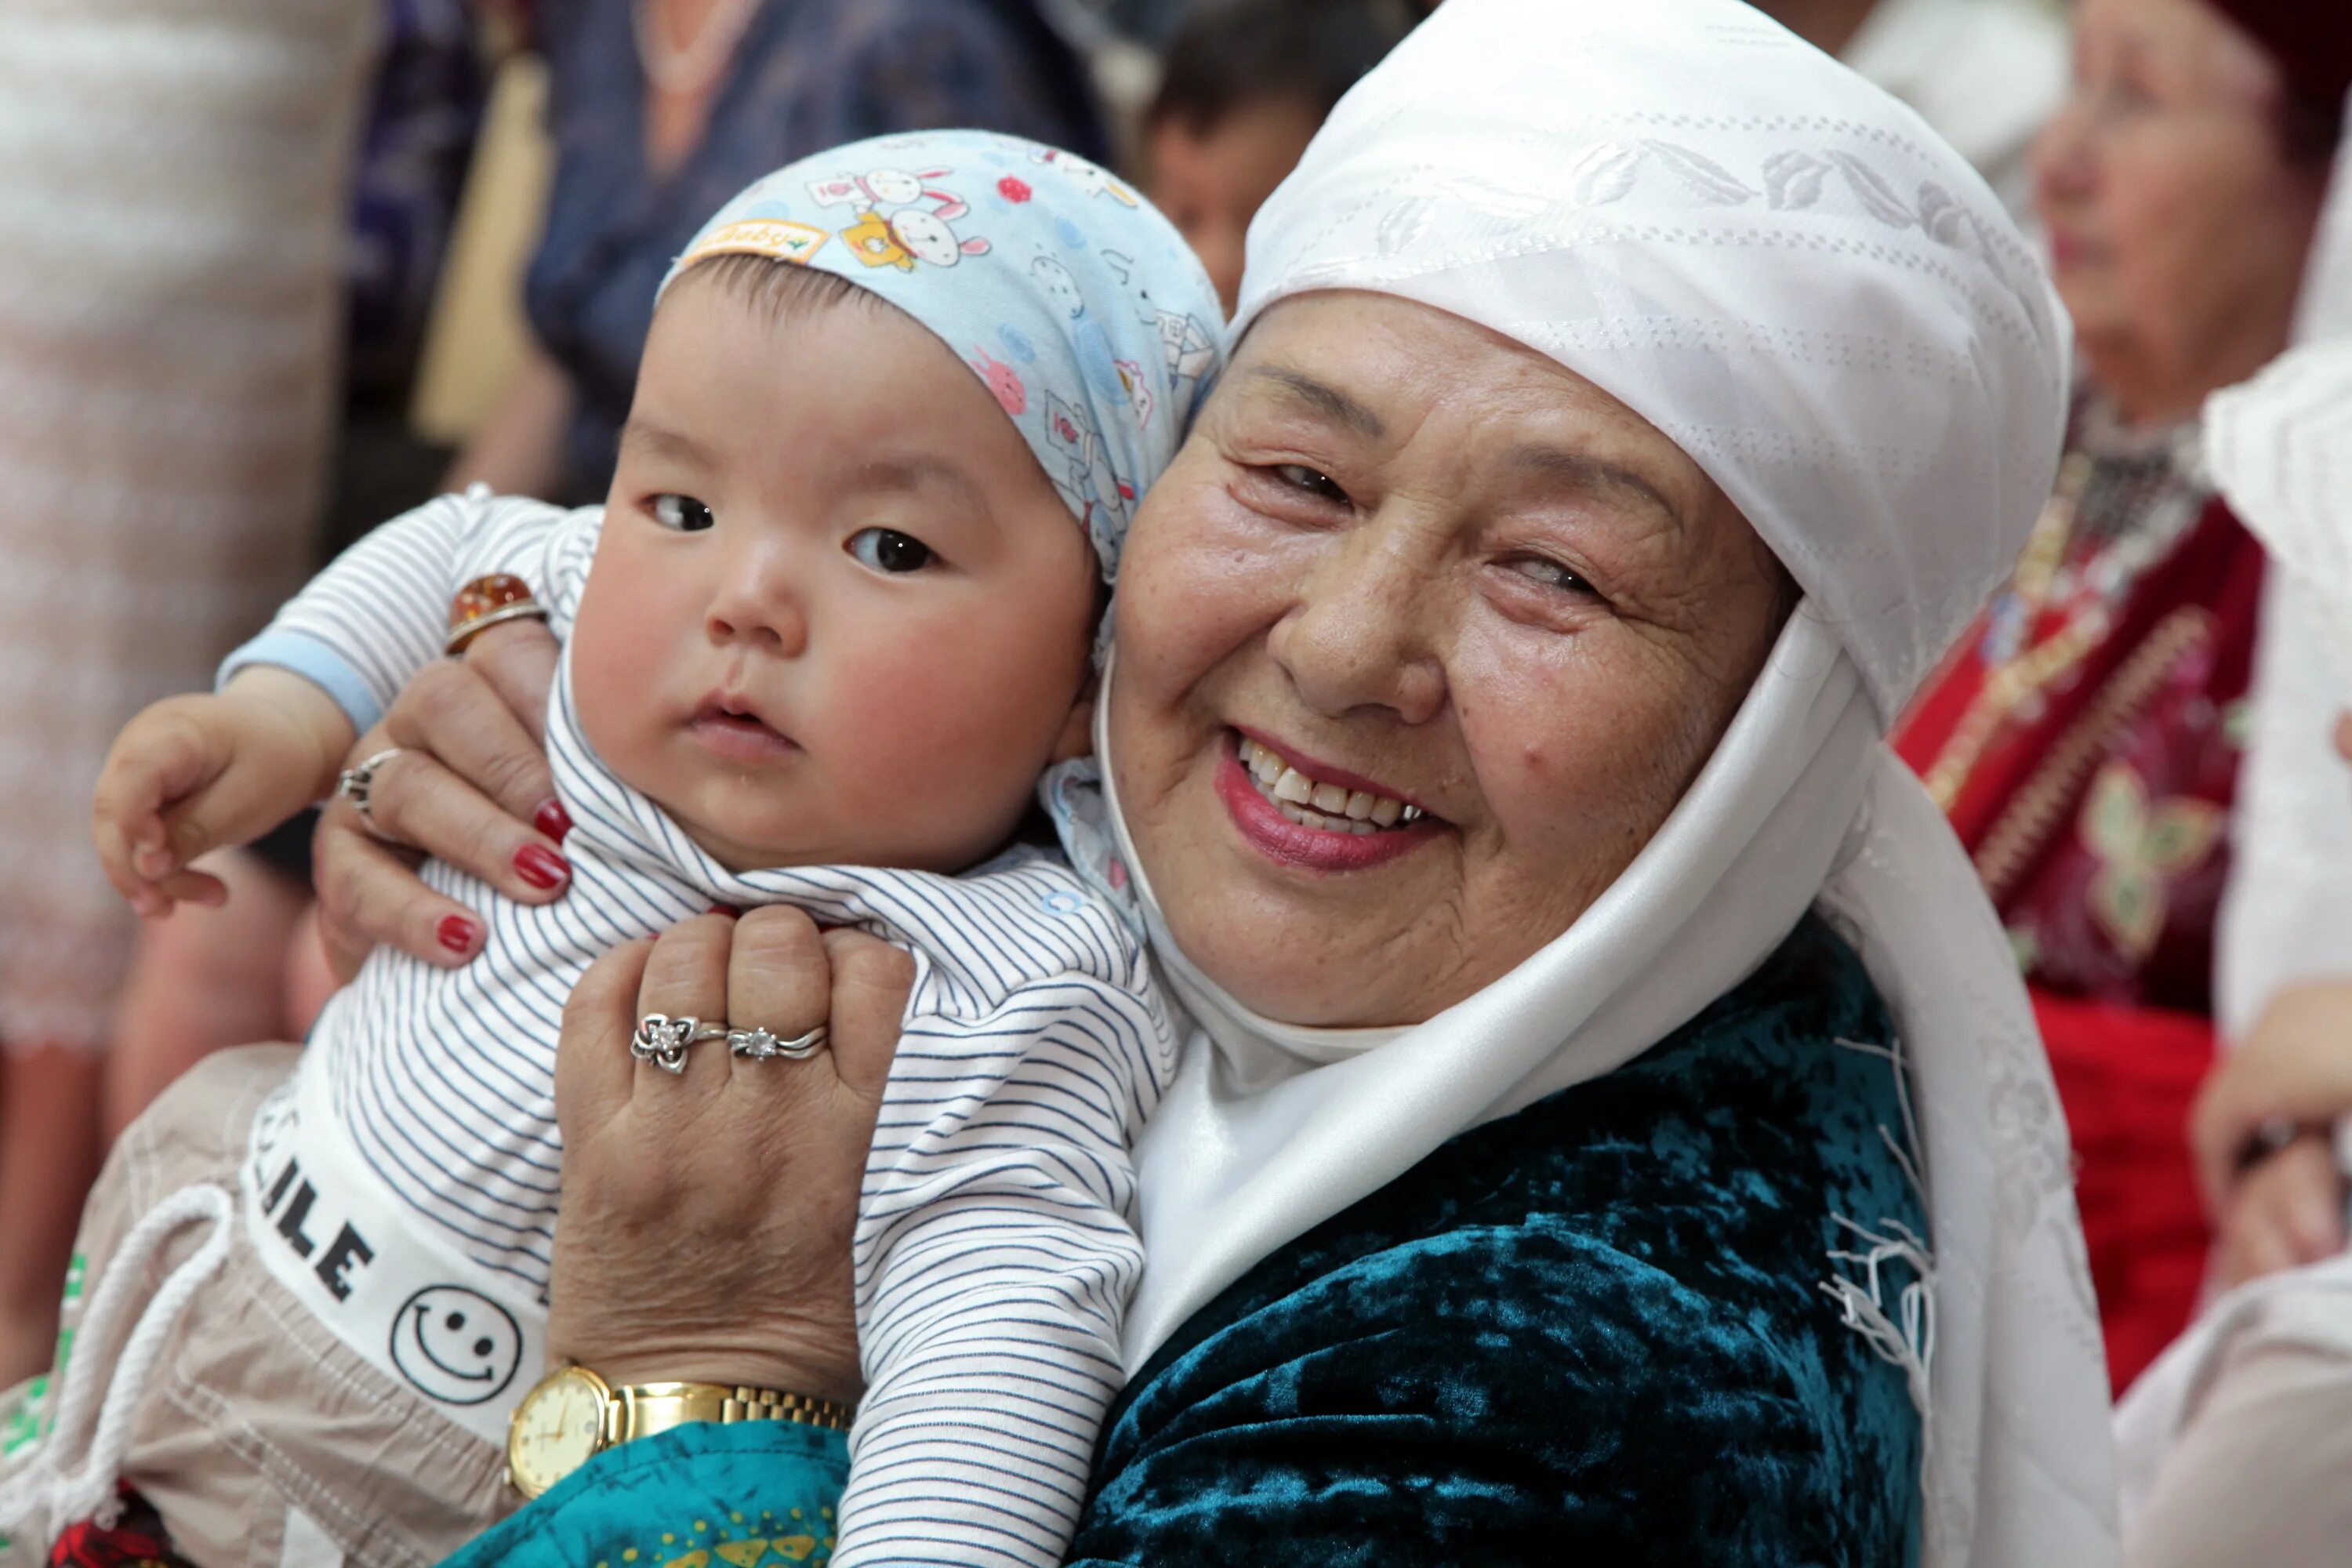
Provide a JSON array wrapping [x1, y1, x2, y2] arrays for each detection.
[[571, 278, 1099, 874]]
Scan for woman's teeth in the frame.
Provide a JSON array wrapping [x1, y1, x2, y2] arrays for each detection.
[[1238, 735, 1423, 836]]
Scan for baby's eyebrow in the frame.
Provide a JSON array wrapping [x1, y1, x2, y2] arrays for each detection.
[[853, 456, 988, 514], [618, 418, 717, 468]]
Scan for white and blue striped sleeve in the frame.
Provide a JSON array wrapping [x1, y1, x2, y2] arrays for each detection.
[[835, 972, 1170, 1568], [216, 488, 578, 735]]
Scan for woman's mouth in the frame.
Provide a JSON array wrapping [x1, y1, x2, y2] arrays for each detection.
[[1236, 735, 1423, 834], [1214, 731, 1439, 873]]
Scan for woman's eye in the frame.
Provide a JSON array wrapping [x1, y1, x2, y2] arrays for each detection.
[[1504, 554, 1590, 593], [650, 494, 715, 532], [1271, 463, 1349, 505], [848, 527, 937, 574]]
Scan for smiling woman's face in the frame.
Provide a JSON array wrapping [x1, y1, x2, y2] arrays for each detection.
[[1108, 292, 1788, 1029]]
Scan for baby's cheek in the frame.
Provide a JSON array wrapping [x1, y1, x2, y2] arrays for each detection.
[[832, 624, 1077, 815], [569, 589, 670, 778]]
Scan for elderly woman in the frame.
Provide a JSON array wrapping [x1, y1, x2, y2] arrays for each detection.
[[1893, 0, 2352, 1390], [294, 1, 2111, 1561]]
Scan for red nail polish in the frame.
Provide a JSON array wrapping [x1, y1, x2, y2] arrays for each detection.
[[708, 903, 740, 918], [534, 799, 573, 844], [514, 844, 570, 890], [437, 916, 478, 954]]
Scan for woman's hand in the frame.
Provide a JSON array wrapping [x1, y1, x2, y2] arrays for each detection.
[[2215, 1134, 2346, 1288], [312, 619, 564, 978], [546, 907, 912, 1403], [2191, 981, 2352, 1216]]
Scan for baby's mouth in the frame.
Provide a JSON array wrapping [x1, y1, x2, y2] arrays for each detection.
[[688, 697, 797, 759], [1236, 734, 1425, 836]]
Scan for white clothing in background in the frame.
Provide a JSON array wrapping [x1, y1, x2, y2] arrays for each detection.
[[2216, 574, 2352, 1043]]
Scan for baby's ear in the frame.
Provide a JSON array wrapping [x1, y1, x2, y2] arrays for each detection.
[[1049, 675, 1098, 765]]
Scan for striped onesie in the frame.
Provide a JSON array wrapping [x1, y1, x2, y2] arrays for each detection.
[[227, 488, 1179, 1566]]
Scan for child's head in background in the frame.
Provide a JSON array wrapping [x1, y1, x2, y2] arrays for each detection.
[[570, 132, 1224, 876], [1146, 0, 1419, 314]]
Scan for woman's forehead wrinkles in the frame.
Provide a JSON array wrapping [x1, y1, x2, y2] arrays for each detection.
[[1501, 444, 1685, 535], [1243, 365, 1385, 438]]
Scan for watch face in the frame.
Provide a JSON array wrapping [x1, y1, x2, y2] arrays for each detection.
[[509, 1368, 605, 1497]]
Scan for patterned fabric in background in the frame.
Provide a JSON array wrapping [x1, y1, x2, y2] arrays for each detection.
[[0, 0, 379, 1053], [662, 128, 1222, 583], [526, 0, 1112, 503]]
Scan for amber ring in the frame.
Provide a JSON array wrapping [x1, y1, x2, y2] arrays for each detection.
[[445, 572, 546, 656]]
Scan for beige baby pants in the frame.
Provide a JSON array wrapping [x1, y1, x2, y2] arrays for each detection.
[[0, 1047, 511, 1568]]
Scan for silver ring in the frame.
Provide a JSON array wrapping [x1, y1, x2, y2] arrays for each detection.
[[630, 1013, 731, 1075], [728, 1024, 827, 1062], [334, 748, 407, 837], [443, 598, 548, 656]]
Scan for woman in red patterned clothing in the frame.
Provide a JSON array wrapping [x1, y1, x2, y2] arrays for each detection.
[[1896, 0, 2350, 1392]]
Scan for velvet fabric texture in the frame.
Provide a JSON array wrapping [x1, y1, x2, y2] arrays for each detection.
[[426, 915, 1923, 1568], [1068, 912, 1925, 1567]]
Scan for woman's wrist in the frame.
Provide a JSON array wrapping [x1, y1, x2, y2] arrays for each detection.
[[557, 1334, 862, 1407]]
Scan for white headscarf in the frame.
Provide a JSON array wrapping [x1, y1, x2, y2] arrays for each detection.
[[1094, 2, 2118, 1563]]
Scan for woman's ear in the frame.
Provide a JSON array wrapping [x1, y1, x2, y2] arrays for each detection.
[[1049, 674, 1098, 764]]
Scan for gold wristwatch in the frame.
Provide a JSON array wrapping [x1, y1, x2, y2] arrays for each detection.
[[505, 1363, 855, 1499]]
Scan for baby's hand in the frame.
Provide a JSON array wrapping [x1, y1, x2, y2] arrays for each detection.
[[93, 679, 349, 917]]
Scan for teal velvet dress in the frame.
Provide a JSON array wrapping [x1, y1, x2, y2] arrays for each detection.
[[444, 913, 1925, 1567]]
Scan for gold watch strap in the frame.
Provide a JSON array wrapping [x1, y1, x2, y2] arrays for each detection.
[[605, 1381, 856, 1443]]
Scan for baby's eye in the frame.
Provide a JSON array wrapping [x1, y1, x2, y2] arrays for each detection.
[[848, 528, 937, 574], [650, 494, 715, 532], [1272, 464, 1349, 506]]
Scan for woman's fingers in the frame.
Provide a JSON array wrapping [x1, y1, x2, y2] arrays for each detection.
[[343, 738, 568, 906], [630, 914, 739, 1105], [312, 802, 484, 977], [382, 656, 560, 831], [461, 619, 560, 750], [820, 927, 913, 1105], [724, 907, 833, 1075], [557, 937, 652, 1142]]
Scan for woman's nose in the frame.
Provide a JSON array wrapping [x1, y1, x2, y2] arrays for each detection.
[[1268, 523, 1446, 726], [704, 539, 808, 655], [2032, 97, 2096, 209]]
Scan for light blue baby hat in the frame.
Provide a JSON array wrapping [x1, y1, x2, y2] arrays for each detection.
[[660, 129, 1225, 582]]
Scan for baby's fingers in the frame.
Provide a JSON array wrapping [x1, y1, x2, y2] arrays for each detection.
[[93, 702, 232, 888], [151, 868, 230, 912]]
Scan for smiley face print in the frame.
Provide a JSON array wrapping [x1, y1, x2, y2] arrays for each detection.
[[389, 1284, 524, 1406]]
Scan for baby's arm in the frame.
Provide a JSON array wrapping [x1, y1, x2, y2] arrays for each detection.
[[220, 487, 577, 736], [837, 975, 1169, 1568], [93, 669, 356, 916], [96, 490, 578, 912]]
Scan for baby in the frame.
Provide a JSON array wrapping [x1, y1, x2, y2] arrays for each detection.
[[0, 131, 1223, 1568]]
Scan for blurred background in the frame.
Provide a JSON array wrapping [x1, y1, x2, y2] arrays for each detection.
[[9, 0, 2346, 1483]]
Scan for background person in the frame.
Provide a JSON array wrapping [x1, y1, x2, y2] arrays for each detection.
[[1142, 0, 1417, 314], [1893, 0, 2352, 1392], [0, 0, 379, 1388]]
